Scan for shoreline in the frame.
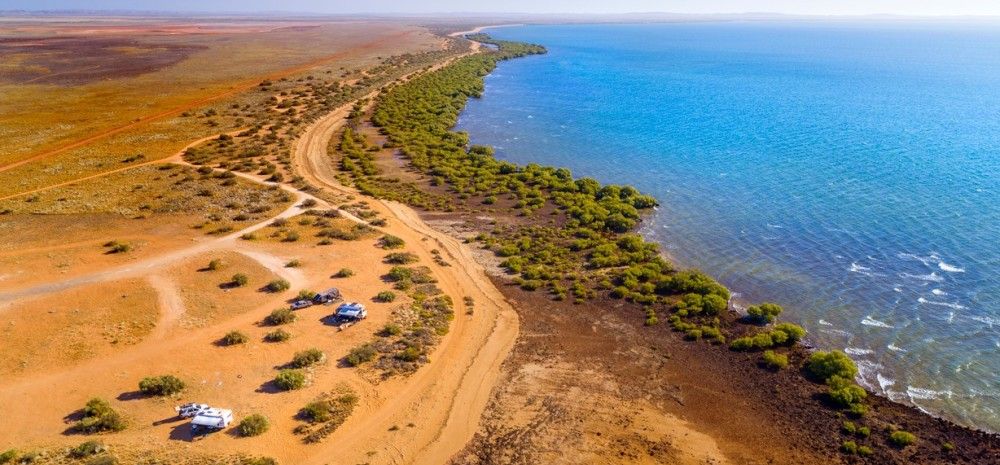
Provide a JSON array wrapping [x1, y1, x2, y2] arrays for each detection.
[[358, 30, 999, 463], [452, 27, 998, 438]]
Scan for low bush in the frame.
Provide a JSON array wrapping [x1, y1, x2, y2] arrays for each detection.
[[297, 289, 317, 300], [243, 458, 278, 465], [237, 414, 270, 437], [380, 323, 402, 337], [274, 369, 306, 391], [104, 241, 131, 254], [375, 291, 397, 302], [291, 348, 326, 368], [74, 398, 126, 433], [207, 259, 222, 271], [827, 375, 868, 407], [231, 273, 249, 287], [334, 268, 354, 278], [745, 302, 783, 324], [380, 234, 405, 249], [222, 330, 249, 346], [345, 343, 377, 366], [805, 350, 858, 382], [0, 450, 15, 464], [138, 375, 186, 396], [69, 440, 105, 458], [264, 329, 291, 342], [841, 440, 858, 454], [265, 279, 291, 293], [265, 308, 297, 325], [761, 350, 789, 370], [285, 259, 302, 268], [384, 252, 419, 264], [889, 430, 917, 448]]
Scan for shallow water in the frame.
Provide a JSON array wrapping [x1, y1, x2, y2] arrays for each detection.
[[456, 22, 1000, 431]]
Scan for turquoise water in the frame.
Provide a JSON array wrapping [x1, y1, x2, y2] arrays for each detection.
[[456, 22, 1000, 431]]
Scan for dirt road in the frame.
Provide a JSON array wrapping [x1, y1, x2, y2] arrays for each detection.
[[289, 73, 519, 465]]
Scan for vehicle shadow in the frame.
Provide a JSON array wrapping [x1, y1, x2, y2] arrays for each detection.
[[153, 415, 183, 426], [168, 422, 202, 442]]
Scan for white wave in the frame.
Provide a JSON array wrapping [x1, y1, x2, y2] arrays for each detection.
[[907, 386, 954, 401], [931, 288, 947, 296], [849, 262, 884, 277], [821, 328, 852, 337], [970, 315, 1000, 327], [938, 261, 965, 273], [855, 360, 884, 391], [818, 319, 833, 326], [893, 287, 902, 293], [887, 343, 907, 353], [898, 252, 936, 267], [877, 373, 896, 391], [862, 315, 894, 328], [917, 297, 966, 310], [766, 223, 783, 229], [900, 271, 945, 283], [845, 347, 875, 356]]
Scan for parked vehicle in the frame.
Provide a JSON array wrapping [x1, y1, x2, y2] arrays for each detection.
[[175, 403, 211, 418], [334, 302, 367, 322], [313, 288, 341, 305], [191, 408, 233, 433], [290, 299, 313, 310]]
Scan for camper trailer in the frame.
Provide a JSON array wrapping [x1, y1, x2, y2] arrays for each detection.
[[190, 408, 234, 434], [334, 302, 367, 323]]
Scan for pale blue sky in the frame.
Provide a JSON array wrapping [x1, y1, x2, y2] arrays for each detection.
[[7, 0, 1000, 16]]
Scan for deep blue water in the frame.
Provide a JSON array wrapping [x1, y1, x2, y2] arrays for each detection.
[[456, 22, 1000, 431]]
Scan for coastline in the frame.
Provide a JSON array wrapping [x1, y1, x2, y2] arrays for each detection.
[[355, 30, 1000, 463]]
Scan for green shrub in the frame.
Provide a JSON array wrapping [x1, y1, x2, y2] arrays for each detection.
[[74, 398, 126, 433], [384, 252, 419, 264], [396, 346, 422, 362], [285, 259, 302, 268], [805, 350, 858, 382], [222, 330, 249, 345], [345, 344, 377, 366], [857, 445, 873, 457], [299, 391, 359, 426], [644, 307, 659, 326], [297, 289, 317, 300], [243, 457, 278, 465], [761, 350, 789, 370], [138, 375, 185, 396], [104, 241, 131, 254], [0, 450, 15, 464], [274, 369, 306, 391], [264, 308, 297, 325], [841, 440, 858, 454], [889, 430, 917, 448], [264, 329, 291, 342], [334, 268, 354, 278], [237, 414, 270, 437], [827, 375, 867, 407], [231, 273, 249, 287], [380, 323, 402, 336], [291, 348, 326, 368], [375, 291, 397, 302], [207, 259, 222, 271], [745, 302, 783, 324], [69, 440, 105, 458], [380, 234, 405, 249], [942, 442, 955, 452], [265, 279, 291, 293]]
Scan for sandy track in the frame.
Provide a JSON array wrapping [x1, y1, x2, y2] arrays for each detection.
[[147, 274, 185, 340], [289, 69, 519, 464]]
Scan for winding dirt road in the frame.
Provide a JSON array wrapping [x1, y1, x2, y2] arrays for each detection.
[[289, 69, 519, 465]]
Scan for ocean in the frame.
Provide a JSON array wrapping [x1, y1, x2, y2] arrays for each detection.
[[455, 22, 1000, 432]]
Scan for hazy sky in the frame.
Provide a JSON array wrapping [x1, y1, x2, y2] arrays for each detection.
[[9, 0, 1000, 16]]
